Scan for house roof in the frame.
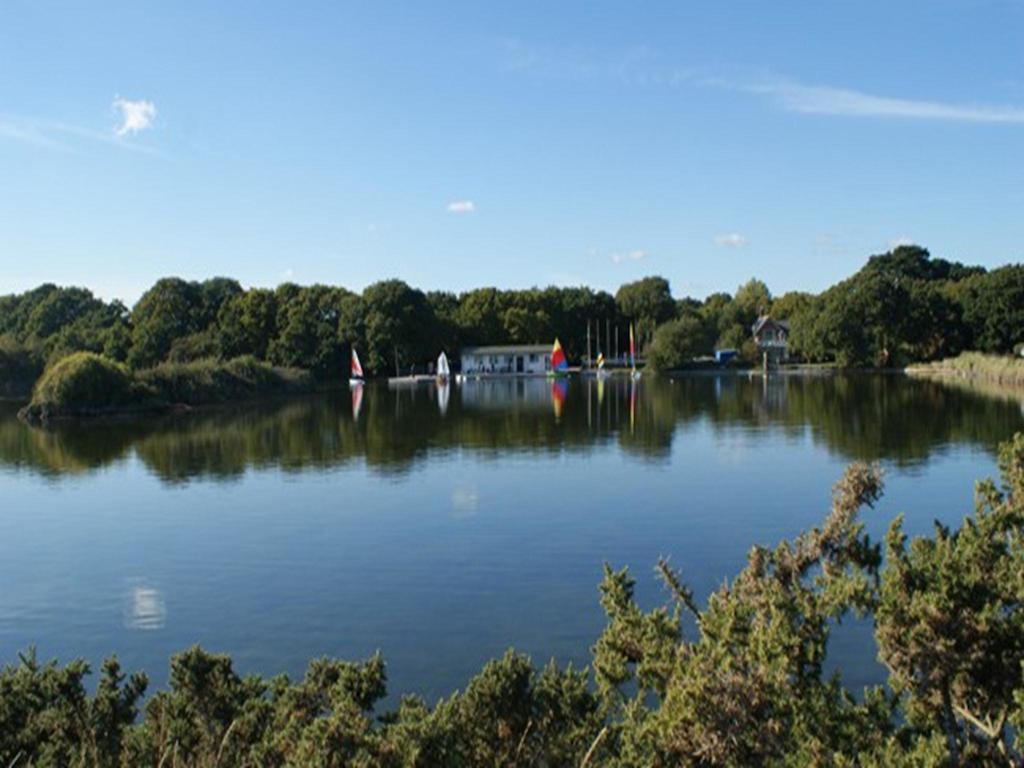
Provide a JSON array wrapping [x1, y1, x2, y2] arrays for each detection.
[[462, 344, 553, 356], [751, 316, 790, 335]]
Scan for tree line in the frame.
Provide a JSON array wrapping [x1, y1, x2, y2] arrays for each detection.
[[4, 434, 1024, 765], [1, 245, 1022, 388], [648, 245, 1024, 370]]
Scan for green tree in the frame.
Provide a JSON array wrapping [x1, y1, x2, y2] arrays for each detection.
[[647, 316, 712, 371], [128, 278, 203, 368], [960, 265, 1024, 353], [615, 277, 675, 351], [268, 285, 352, 378], [456, 287, 508, 346], [362, 279, 435, 375], [217, 289, 278, 359]]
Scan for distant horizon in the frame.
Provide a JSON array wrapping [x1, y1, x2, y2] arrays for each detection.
[[4, 2, 1022, 305]]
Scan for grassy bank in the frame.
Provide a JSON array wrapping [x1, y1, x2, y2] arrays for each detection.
[[906, 351, 1024, 387], [18, 352, 312, 423]]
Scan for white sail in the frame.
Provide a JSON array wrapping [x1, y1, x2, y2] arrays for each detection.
[[436, 351, 450, 378], [351, 349, 364, 379]]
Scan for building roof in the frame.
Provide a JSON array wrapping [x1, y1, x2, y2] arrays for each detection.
[[462, 344, 553, 356], [751, 316, 790, 336]]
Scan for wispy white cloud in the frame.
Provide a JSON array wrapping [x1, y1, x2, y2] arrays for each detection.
[[0, 120, 68, 150], [447, 200, 475, 213], [500, 39, 1024, 126], [610, 249, 647, 264], [714, 233, 747, 248], [746, 79, 1024, 124], [0, 111, 161, 155], [113, 97, 156, 136]]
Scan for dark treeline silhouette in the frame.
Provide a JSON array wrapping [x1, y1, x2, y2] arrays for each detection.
[[1, 245, 1022, 392]]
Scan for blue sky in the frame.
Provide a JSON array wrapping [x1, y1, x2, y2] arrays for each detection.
[[2, 1, 1022, 304]]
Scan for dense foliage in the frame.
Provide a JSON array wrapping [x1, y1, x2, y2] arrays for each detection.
[[4, 433, 1024, 765], [1, 245, 1022, 387], [18, 352, 311, 423]]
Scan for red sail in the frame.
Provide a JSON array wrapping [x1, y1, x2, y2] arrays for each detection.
[[550, 338, 568, 371]]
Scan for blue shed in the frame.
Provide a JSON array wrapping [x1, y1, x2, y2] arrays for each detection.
[[715, 348, 738, 364]]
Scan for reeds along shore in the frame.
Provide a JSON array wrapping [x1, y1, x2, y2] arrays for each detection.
[[907, 351, 1024, 387]]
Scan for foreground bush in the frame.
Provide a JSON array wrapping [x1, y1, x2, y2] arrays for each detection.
[[3, 435, 1024, 766], [18, 353, 312, 423]]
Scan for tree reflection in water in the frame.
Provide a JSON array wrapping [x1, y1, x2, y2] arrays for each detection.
[[2, 373, 1023, 483]]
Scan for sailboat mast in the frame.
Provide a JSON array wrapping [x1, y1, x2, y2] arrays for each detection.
[[586, 320, 592, 369]]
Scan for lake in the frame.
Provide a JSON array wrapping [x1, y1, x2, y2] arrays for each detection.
[[1, 373, 1022, 703]]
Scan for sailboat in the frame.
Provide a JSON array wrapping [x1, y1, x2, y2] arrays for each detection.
[[436, 351, 451, 384], [349, 348, 365, 388], [548, 338, 569, 378], [595, 350, 610, 379], [629, 324, 642, 380]]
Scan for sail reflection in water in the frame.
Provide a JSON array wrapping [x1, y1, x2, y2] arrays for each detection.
[[436, 381, 450, 416]]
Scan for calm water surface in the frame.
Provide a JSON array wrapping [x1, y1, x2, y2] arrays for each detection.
[[1, 373, 1022, 701]]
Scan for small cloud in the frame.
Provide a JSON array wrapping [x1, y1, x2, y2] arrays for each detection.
[[280, 268, 295, 280], [113, 97, 156, 136], [447, 200, 475, 214], [610, 249, 647, 264], [888, 236, 915, 250], [714, 233, 747, 248]]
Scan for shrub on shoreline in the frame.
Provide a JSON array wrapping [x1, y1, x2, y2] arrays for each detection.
[[139, 355, 311, 406], [3, 434, 1023, 765], [18, 353, 312, 423]]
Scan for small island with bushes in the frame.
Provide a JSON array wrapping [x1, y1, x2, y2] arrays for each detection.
[[17, 352, 312, 424]]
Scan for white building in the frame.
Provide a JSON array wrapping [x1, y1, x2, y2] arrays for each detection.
[[460, 344, 552, 375]]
